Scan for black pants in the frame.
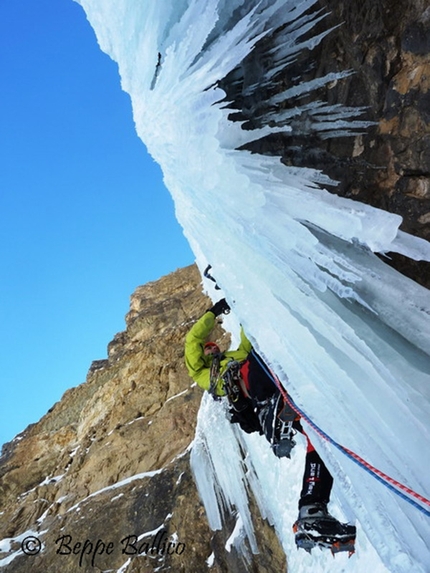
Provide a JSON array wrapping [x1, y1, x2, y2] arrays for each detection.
[[299, 447, 334, 508], [246, 350, 277, 402], [247, 350, 334, 508]]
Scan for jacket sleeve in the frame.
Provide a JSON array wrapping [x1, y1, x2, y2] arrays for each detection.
[[184, 311, 216, 391], [238, 326, 253, 355]]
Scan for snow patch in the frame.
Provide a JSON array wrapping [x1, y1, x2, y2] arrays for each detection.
[[67, 468, 165, 514]]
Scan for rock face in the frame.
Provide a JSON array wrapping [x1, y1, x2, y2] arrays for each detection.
[[0, 265, 285, 573], [317, 0, 430, 285], [228, 0, 430, 286]]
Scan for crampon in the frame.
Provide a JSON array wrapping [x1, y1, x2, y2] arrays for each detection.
[[293, 504, 356, 556], [294, 529, 356, 556]]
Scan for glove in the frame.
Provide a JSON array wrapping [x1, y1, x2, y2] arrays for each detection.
[[208, 298, 230, 317]]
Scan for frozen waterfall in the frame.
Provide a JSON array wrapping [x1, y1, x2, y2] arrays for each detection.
[[75, 1, 430, 571]]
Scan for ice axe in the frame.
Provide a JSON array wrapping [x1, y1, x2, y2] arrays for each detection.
[[204, 265, 221, 290], [204, 265, 234, 313]]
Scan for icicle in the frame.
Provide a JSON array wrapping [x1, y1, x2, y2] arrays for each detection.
[[75, 2, 430, 571]]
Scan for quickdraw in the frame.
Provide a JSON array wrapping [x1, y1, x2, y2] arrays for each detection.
[[209, 353, 222, 399], [209, 355, 246, 410], [222, 361, 248, 412]]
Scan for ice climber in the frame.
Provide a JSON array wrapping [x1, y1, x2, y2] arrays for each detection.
[[185, 298, 356, 554]]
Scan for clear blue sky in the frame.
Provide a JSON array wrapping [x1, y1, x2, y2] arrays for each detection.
[[0, 0, 194, 448]]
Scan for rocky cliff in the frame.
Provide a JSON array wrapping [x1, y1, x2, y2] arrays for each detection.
[[0, 265, 285, 573], [227, 0, 430, 287]]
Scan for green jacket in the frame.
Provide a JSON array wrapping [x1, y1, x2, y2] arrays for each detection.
[[185, 311, 252, 396]]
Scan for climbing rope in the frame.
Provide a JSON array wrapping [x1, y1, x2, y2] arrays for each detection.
[[251, 350, 430, 519]]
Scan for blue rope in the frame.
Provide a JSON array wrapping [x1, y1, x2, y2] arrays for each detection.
[[250, 350, 430, 519]]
